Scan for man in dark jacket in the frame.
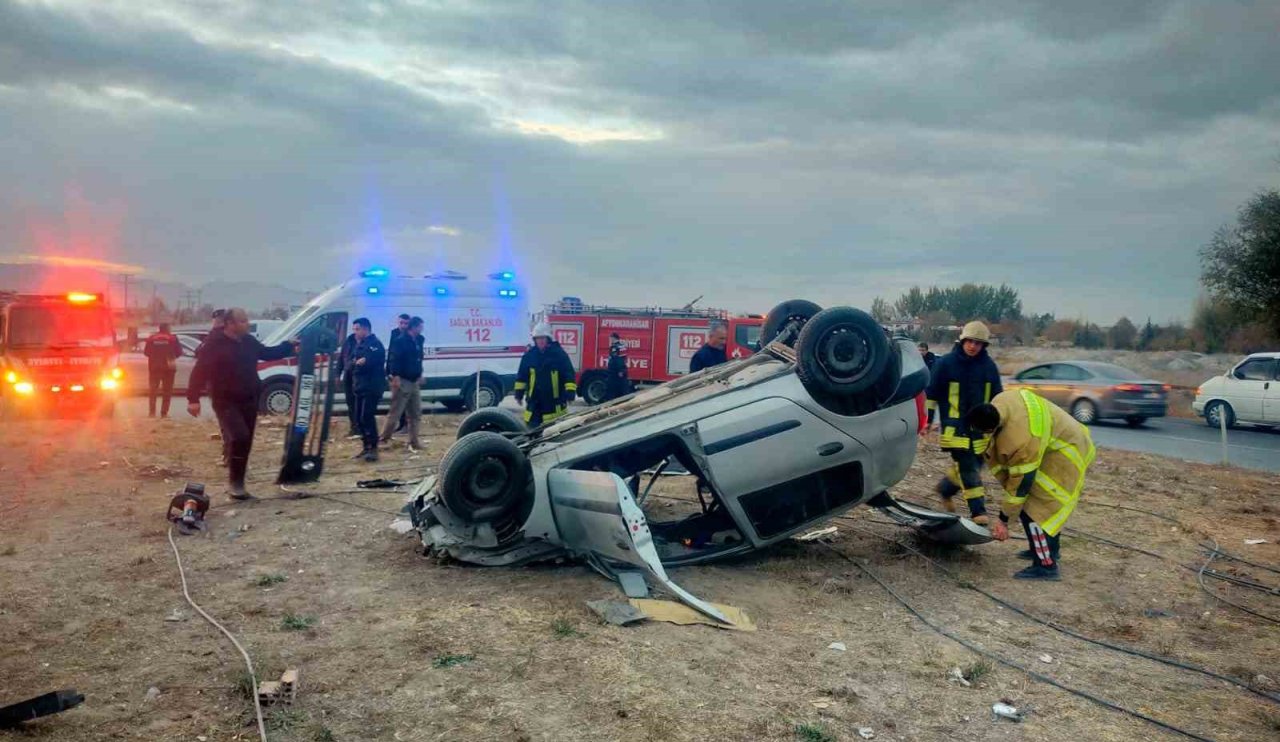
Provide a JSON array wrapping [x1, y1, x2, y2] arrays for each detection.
[[347, 317, 387, 461], [919, 341, 938, 431], [925, 321, 1002, 524], [689, 321, 728, 373], [338, 330, 359, 438], [380, 316, 424, 450], [196, 309, 230, 465], [604, 332, 631, 401], [514, 323, 577, 426], [187, 308, 296, 500], [386, 314, 411, 434], [143, 322, 183, 417]]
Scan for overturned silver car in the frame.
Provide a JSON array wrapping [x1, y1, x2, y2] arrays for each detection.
[[408, 301, 990, 623]]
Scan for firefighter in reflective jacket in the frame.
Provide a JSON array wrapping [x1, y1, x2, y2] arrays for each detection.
[[966, 389, 1096, 580], [925, 321, 1003, 524], [514, 323, 577, 426]]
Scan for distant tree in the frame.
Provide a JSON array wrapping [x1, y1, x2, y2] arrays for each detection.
[[1028, 312, 1056, 337], [1073, 322, 1106, 349], [1138, 317, 1157, 350], [1108, 317, 1137, 350], [1043, 320, 1078, 344], [1150, 322, 1192, 351], [888, 283, 1022, 325], [870, 297, 892, 322], [893, 286, 928, 319], [1201, 188, 1280, 336]]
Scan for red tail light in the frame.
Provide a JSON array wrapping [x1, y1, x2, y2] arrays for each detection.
[[915, 392, 927, 434], [1112, 384, 1144, 392]]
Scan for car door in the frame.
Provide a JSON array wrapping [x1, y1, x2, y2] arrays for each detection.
[[172, 336, 200, 392], [1050, 363, 1095, 408], [1011, 364, 1052, 397], [1266, 362, 1280, 424], [1223, 357, 1274, 423]]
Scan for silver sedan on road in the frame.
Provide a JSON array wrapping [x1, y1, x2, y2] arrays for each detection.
[[1007, 360, 1169, 427]]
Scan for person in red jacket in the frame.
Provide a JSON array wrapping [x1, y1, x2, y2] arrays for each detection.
[[143, 323, 182, 417]]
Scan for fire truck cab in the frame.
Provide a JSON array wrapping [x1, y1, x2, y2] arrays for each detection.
[[541, 299, 764, 405], [0, 291, 122, 417]]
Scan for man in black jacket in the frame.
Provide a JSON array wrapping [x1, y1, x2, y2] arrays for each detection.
[[386, 314, 411, 434], [689, 321, 728, 373], [379, 316, 424, 451], [919, 341, 938, 430], [187, 308, 296, 500], [925, 321, 1003, 524], [514, 323, 577, 426], [338, 330, 359, 438], [347, 317, 387, 461]]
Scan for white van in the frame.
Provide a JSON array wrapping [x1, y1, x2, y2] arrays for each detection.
[[255, 269, 530, 415]]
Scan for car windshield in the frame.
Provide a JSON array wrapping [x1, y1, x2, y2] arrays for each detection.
[[1089, 363, 1144, 380], [6, 304, 116, 348]]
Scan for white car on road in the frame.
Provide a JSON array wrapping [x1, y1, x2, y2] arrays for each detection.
[[1192, 352, 1280, 429]]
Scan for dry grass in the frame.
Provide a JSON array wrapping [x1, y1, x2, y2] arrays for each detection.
[[0, 412, 1278, 741]]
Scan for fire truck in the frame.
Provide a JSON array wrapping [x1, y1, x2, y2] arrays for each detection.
[[0, 291, 123, 417], [541, 298, 765, 405]]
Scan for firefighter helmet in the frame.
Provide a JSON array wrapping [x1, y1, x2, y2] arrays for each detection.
[[531, 322, 552, 340], [959, 321, 991, 344]]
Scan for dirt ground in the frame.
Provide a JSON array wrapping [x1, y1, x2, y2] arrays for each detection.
[[2, 410, 1279, 742]]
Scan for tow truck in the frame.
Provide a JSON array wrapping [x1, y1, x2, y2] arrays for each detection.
[[540, 298, 765, 405], [0, 291, 123, 417]]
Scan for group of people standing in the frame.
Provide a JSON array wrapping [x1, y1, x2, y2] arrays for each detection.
[[338, 314, 426, 461], [922, 321, 1095, 581]]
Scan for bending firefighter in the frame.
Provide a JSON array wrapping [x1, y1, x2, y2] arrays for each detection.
[[514, 323, 577, 427], [926, 321, 1002, 524], [966, 389, 1096, 580]]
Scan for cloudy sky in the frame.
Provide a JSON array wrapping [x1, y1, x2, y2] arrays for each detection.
[[2, 0, 1278, 323]]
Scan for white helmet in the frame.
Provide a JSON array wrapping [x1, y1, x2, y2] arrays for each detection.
[[531, 322, 552, 340]]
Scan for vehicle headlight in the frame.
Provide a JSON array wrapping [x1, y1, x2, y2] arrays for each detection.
[[4, 371, 16, 384], [14, 381, 35, 395], [110, 368, 124, 380], [100, 377, 119, 391]]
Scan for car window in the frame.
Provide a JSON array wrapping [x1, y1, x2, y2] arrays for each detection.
[[1235, 358, 1276, 381], [1018, 365, 1052, 380], [1051, 364, 1091, 381], [1091, 363, 1143, 380], [735, 324, 761, 350]]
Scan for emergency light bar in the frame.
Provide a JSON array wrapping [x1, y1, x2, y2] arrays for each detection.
[[66, 292, 99, 303], [498, 288, 519, 298], [367, 287, 381, 295], [434, 287, 448, 296], [489, 271, 516, 281], [359, 268, 390, 278]]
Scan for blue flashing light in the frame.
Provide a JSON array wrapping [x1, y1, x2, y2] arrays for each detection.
[[434, 287, 448, 296], [367, 286, 381, 295], [489, 270, 516, 281], [360, 268, 390, 278], [498, 288, 519, 298]]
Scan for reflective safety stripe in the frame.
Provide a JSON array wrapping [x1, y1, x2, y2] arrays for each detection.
[[984, 382, 992, 403], [551, 370, 561, 398], [1019, 389, 1053, 472], [1008, 460, 1040, 475], [948, 382, 960, 420], [972, 436, 991, 455], [940, 426, 971, 448], [528, 369, 537, 398], [513, 381, 527, 391], [989, 463, 1006, 476], [1034, 471, 1072, 504], [565, 382, 578, 392], [962, 486, 986, 501], [522, 409, 532, 422], [1004, 493, 1029, 504], [926, 400, 939, 410]]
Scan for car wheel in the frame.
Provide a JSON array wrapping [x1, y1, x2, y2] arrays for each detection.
[[1205, 400, 1235, 429], [441, 399, 467, 413], [761, 300, 823, 348], [795, 307, 891, 400], [260, 379, 294, 416], [456, 407, 528, 439], [580, 373, 608, 406], [1124, 416, 1146, 428], [462, 376, 503, 411], [1071, 399, 1098, 425], [439, 432, 533, 524]]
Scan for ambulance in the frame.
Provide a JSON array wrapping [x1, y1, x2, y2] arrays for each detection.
[[540, 299, 765, 405], [254, 269, 529, 415]]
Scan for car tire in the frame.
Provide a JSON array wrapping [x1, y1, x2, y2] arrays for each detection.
[[1125, 416, 1146, 428], [439, 432, 533, 525], [456, 407, 528, 439], [441, 399, 467, 413], [461, 376, 503, 411], [795, 307, 892, 399], [761, 300, 823, 348], [259, 379, 295, 416], [580, 372, 608, 406], [1205, 400, 1235, 430], [1071, 398, 1098, 425]]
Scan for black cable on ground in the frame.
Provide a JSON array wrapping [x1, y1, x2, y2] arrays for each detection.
[[823, 543, 1218, 742], [1197, 539, 1280, 626], [1200, 544, 1280, 576], [1084, 500, 1184, 525], [837, 519, 1280, 705]]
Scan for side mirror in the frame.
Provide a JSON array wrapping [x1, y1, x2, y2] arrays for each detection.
[[1233, 369, 1246, 380]]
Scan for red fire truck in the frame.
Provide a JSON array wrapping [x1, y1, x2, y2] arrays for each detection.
[[541, 298, 765, 404], [0, 291, 123, 417]]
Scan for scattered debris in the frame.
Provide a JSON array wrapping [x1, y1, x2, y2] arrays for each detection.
[[948, 667, 972, 687], [432, 653, 475, 669], [857, 728, 875, 739], [357, 478, 408, 489], [794, 526, 839, 542], [1038, 654, 1053, 664], [827, 642, 847, 652], [808, 700, 830, 710], [143, 687, 160, 702], [388, 519, 415, 535], [238, 524, 252, 533], [1244, 538, 1269, 545], [257, 668, 299, 706], [1143, 608, 1174, 618], [586, 600, 647, 626], [992, 702, 1024, 722], [628, 599, 756, 631], [163, 609, 186, 622], [0, 689, 85, 728]]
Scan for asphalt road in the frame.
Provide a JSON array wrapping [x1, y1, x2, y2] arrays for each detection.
[[1086, 415, 1280, 473]]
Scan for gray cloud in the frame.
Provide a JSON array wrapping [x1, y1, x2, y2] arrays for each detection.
[[2, 0, 1278, 324]]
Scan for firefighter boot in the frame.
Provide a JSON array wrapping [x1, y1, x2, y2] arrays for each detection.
[[936, 477, 959, 513], [1014, 562, 1060, 581], [963, 488, 989, 525]]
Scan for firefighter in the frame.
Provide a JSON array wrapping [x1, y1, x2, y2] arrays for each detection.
[[689, 321, 728, 373], [143, 322, 183, 417], [347, 317, 387, 462], [187, 308, 297, 500], [925, 321, 1002, 524], [918, 341, 938, 431], [514, 323, 576, 426], [604, 332, 631, 401], [965, 389, 1095, 580]]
